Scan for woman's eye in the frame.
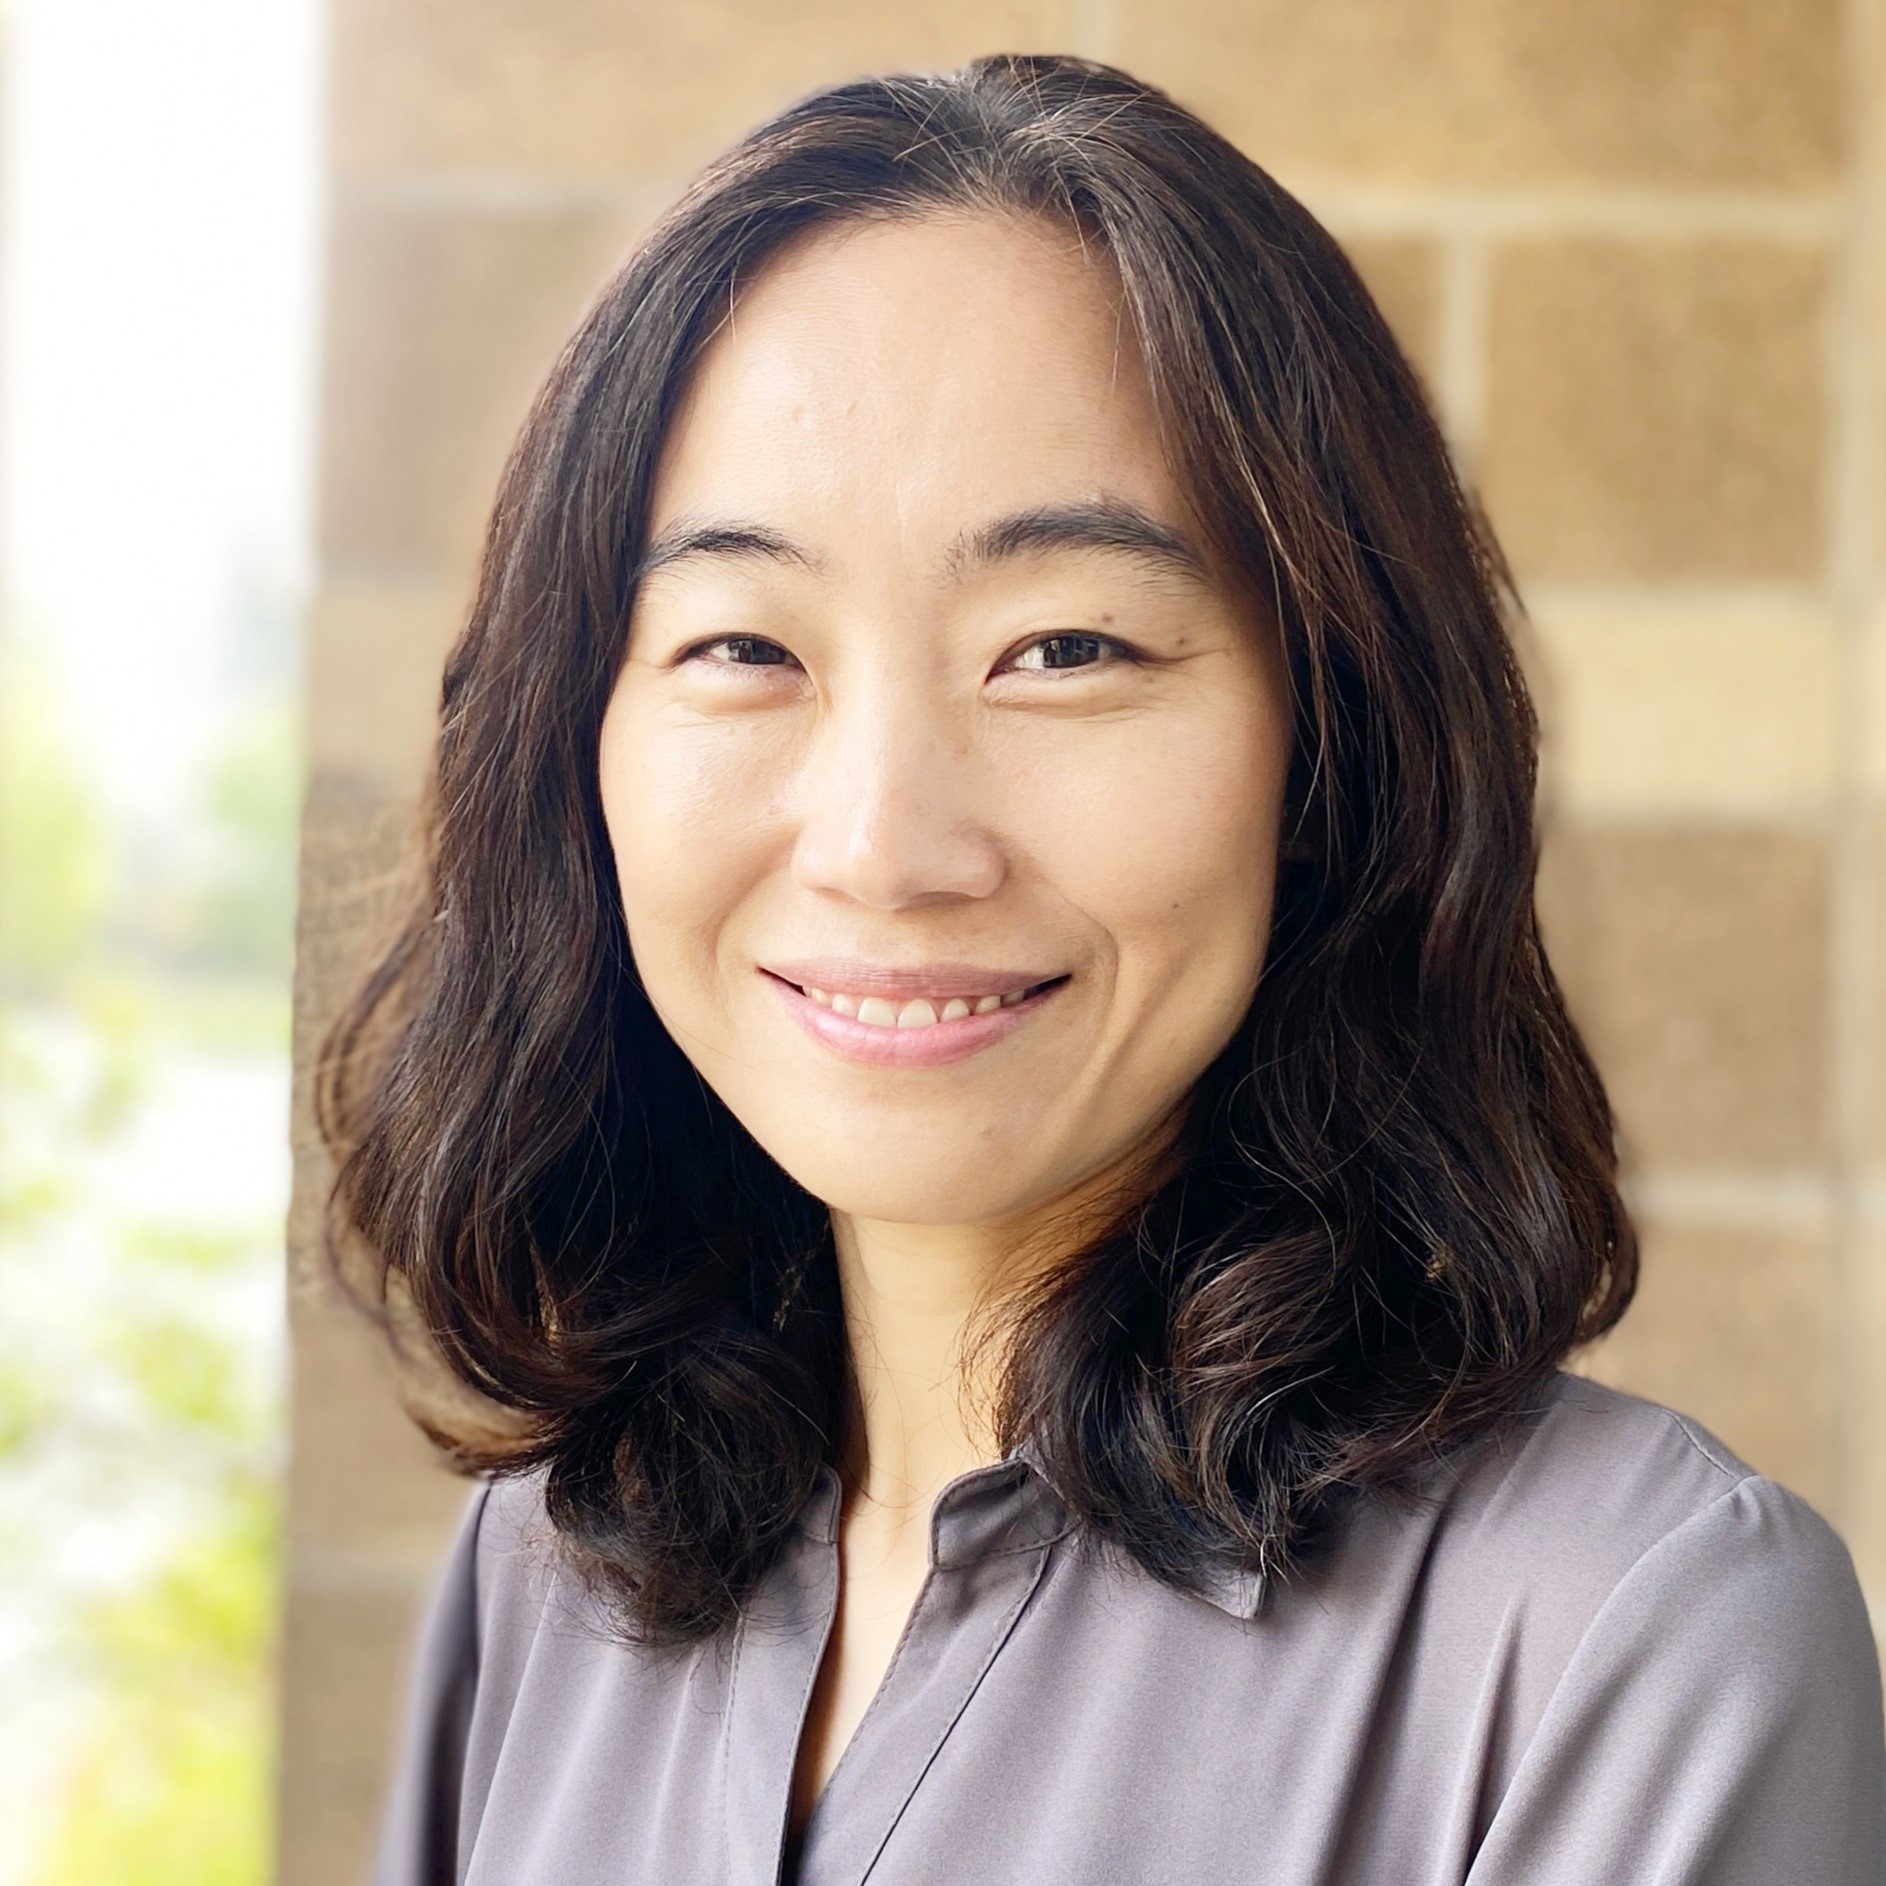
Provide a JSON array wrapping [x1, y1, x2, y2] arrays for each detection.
[[682, 635, 798, 670], [1006, 632, 1136, 675]]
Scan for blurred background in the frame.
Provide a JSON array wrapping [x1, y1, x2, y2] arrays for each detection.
[[0, 1, 1881, 1881], [0, 0, 313, 1879]]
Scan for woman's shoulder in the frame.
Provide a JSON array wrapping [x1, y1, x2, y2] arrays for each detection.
[[1413, 1368, 1873, 1676], [436, 1465, 584, 1667], [1448, 1368, 1832, 1553], [1452, 1365, 1759, 1530], [1422, 1373, 1886, 1879], [469, 1463, 558, 1565]]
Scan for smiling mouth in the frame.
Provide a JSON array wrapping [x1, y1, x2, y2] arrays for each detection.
[[758, 973, 1071, 1033], [772, 973, 1068, 1031], [760, 968, 1068, 1068]]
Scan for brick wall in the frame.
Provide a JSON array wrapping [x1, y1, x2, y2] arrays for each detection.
[[284, 3, 1886, 1876]]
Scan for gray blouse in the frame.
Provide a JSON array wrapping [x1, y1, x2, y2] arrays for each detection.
[[369, 1371, 1885, 1885]]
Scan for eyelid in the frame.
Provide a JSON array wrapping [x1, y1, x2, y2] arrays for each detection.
[[673, 629, 1148, 672], [674, 633, 799, 668], [999, 631, 1146, 673]]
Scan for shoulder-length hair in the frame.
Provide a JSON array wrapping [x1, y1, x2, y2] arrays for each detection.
[[318, 51, 1634, 1642]]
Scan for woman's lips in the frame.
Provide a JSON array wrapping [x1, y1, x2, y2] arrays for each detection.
[[760, 957, 1062, 1001], [761, 968, 1065, 1068]]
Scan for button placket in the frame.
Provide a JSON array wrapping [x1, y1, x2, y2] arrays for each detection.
[[723, 1480, 844, 1886], [791, 1460, 1068, 1886]]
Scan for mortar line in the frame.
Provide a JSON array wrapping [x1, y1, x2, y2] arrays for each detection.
[[1434, 232, 1487, 473], [334, 168, 1849, 242], [1520, 580, 1835, 616], [1540, 801, 1840, 834], [1624, 1171, 1839, 1231], [1307, 185, 1841, 242]]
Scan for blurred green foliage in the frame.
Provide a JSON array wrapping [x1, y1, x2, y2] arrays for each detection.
[[1, 659, 301, 1004], [188, 702, 301, 979], [2, 652, 298, 1884], [37, 1486, 279, 1886], [0, 668, 109, 988]]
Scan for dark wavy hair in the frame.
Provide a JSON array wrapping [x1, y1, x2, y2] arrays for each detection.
[[317, 52, 1635, 1643]]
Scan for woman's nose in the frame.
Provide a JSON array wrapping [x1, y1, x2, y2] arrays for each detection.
[[787, 691, 1006, 910]]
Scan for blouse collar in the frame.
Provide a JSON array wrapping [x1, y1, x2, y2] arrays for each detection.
[[797, 1436, 1268, 1620]]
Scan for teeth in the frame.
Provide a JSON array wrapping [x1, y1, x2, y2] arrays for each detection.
[[800, 983, 1044, 1027]]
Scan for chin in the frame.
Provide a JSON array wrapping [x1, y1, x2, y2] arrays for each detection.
[[765, 1142, 1041, 1230]]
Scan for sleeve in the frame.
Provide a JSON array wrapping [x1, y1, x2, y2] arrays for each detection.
[[1466, 1474, 1886, 1885], [366, 1481, 493, 1886]]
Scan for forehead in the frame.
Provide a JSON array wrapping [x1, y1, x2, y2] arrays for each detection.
[[645, 210, 1191, 546]]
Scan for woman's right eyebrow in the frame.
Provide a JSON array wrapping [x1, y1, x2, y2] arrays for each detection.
[[942, 500, 1211, 587], [630, 520, 822, 586]]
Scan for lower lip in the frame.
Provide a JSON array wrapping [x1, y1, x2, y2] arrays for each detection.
[[762, 971, 1064, 1068]]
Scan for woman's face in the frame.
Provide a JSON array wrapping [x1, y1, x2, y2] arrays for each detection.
[[601, 211, 1291, 1233]]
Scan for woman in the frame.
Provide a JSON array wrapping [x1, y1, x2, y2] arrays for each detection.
[[321, 53, 1885, 1886]]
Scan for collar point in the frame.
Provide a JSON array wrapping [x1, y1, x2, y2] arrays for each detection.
[[1197, 1561, 1268, 1620]]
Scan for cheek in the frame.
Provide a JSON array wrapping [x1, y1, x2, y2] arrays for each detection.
[[599, 707, 780, 978], [1026, 705, 1286, 967]]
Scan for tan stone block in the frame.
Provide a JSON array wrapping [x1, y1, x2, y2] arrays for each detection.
[[287, 1280, 477, 1563], [1483, 239, 1827, 582], [1527, 601, 1839, 817], [289, 775, 423, 1107], [1536, 823, 1830, 1170], [308, 580, 466, 798], [276, 1579, 429, 1886], [289, 783, 415, 1425], [1340, 235, 1442, 398], [333, 0, 1065, 177], [287, 774, 469, 1566], [321, 194, 645, 574], [1116, 0, 1841, 189], [1577, 1218, 1838, 1513]]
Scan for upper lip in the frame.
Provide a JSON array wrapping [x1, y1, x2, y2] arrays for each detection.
[[761, 959, 1067, 1000]]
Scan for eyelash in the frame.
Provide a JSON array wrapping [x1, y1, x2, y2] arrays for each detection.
[[679, 635, 795, 671], [678, 632, 1143, 676], [1007, 632, 1144, 676]]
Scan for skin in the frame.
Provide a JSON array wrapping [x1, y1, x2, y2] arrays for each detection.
[[599, 209, 1292, 1836]]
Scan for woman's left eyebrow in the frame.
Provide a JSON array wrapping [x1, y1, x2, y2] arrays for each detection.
[[940, 499, 1213, 587]]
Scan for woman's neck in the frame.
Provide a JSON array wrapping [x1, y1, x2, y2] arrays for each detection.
[[826, 1108, 1188, 1548], [828, 1215, 1012, 1547]]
